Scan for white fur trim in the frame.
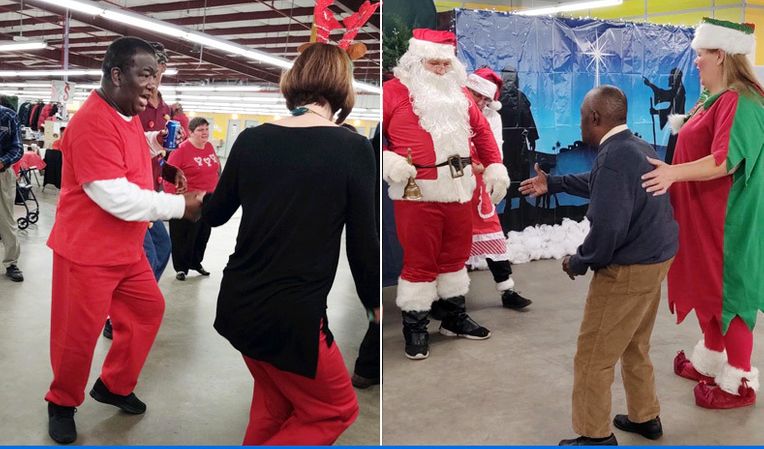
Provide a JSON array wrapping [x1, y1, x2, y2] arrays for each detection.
[[716, 362, 759, 395], [396, 278, 438, 312], [467, 74, 497, 100], [691, 22, 755, 55], [667, 114, 688, 135], [382, 150, 416, 184], [483, 163, 510, 204], [406, 38, 456, 60], [387, 166, 476, 203], [488, 100, 502, 111], [496, 277, 515, 292], [689, 340, 727, 377], [436, 268, 470, 298]]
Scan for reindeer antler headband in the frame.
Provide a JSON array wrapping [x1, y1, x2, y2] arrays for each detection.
[[298, 0, 381, 61]]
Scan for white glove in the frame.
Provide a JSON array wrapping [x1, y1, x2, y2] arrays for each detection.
[[483, 163, 510, 204], [382, 151, 417, 184]]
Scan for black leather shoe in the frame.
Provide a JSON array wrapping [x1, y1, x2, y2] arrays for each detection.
[[102, 319, 113, 340], [559, 434, 618, 446], [351, 373, 380, 389], [48, 402, 77, 444], [5, 264, 23, 282], [613, 414, 662, 440], [176, 271, 186, 281], [501, 290, 532, 310], [90, 378, 146, 414], [193, 266, 210, 276]]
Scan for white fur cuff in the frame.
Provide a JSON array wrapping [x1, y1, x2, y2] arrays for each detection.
[[668, 114, 687, 135], [436, 268, 470, 298], [382, 150, 416, 184], [716, 362, 759, 395], [483, 163, 510, 204], [496, 277, 515, 292], [396, 278, 438, 312], [689, 339, 727, 377]]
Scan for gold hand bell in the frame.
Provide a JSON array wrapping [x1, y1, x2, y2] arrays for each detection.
[[403, 148, 422, 200]]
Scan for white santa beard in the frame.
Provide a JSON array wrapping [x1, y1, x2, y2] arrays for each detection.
[[397, 62, 472, 160]]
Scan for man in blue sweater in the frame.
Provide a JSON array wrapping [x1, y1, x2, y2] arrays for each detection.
[[520, 85, 678, 446], [0, 104, 24, 282]]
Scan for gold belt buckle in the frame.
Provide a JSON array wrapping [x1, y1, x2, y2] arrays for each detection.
[[448, 155, 465, 178]]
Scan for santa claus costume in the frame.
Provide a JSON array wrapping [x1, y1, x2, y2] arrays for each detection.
[[466, 68, 532, 310], [382, 29, 509, 360], [665, 18, 764, 409]]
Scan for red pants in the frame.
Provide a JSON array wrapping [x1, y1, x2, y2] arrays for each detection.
[[242, 330, 359, 445], [700, 315, 753, 371], [394, 200, 472, 283], [45, 253, 165, 406]]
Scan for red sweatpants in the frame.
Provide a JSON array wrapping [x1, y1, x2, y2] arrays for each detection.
[[45, 253, 165, 406], [394, 200, 472, 283], [242, 330, 359, 446], [700, 315, 754, 371]]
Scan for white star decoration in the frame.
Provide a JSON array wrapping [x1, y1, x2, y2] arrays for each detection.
[[578, 31, 614, 87]]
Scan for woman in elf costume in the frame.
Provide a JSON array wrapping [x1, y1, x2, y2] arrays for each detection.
[[642, 17, 764, 410]]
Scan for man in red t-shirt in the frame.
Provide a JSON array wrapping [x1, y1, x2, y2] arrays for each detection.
[[44, 37, 203, 445]]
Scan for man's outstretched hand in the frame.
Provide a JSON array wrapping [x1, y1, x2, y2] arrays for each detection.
[[519, 163, 549, 197]]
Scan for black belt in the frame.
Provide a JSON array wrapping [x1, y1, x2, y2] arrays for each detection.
[[414, 155, 471, 178]]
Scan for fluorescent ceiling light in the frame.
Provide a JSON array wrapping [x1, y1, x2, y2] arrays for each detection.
[[516, 0, 623, 16], [38, 0, 381, 94], [0, 41, 47, 51]]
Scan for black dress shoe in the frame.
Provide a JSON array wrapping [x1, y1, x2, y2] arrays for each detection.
[[613, 414, 663, 440], [89, 378, 146, 414], [176, 271, 186, 281], [193, 266, 210, 276], [559, 434, 618, 446], [351, 373, 380, 389], [5, 264, 23, 282], [48, 402, 77, 444], [102, 319, 113, 340]]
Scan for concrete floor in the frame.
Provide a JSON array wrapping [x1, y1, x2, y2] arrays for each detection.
[[382, 260, 764, 445], [0, 186, 379, 445]]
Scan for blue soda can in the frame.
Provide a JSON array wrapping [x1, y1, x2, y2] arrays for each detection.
[[163, 120, 180, 150]]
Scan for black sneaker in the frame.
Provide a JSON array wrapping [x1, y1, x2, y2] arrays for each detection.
[[103, 319, 113, 340], [613, 415, 662, 440], [5, 264, 23, 282], [501, 290, 532, 310], [48, 402, 77, 444], [176, 271, 186, 281], [89, 378, 146, 414], [559, 434, 618, 446], [402, 311, 430, 360], [439, 313, 491, 339], [193, 266, 210, 276]]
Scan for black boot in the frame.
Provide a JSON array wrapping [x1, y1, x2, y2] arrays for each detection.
[[102, 319, 113, 340], [402, 311, 430, 360], [429, 298, 448, 321], [501, 290, 532, 310], [438, 296, 491, 340], [48, 402, 77, 444]]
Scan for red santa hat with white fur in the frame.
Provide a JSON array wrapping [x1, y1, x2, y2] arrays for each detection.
[[467, 67, 503, 111]]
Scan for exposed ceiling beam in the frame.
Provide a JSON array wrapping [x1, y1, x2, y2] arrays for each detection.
[[11, 0, 283, 83]]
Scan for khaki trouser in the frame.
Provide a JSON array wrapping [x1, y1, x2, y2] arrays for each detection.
[[572, 258, 673, 438], [0, 169, 20, 268]]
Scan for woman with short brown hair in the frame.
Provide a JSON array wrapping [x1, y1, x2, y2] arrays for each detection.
[[202, 42, 379, 445]]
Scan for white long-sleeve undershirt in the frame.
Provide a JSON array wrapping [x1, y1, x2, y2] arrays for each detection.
[[83, 178, 185, 222]]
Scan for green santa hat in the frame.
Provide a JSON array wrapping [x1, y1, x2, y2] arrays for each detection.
[[691, 17, 756, 55]]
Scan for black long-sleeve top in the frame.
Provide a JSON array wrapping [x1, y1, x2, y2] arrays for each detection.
[[202, 124, 379, 378], [547, 129, 678, 275]]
